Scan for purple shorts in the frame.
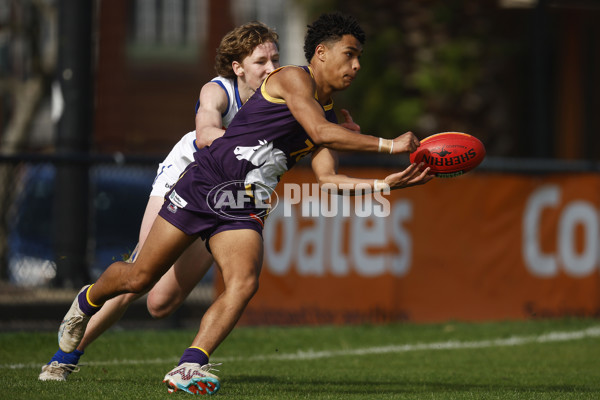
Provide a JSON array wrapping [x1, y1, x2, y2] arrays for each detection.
[[157, 163, 265, 247]]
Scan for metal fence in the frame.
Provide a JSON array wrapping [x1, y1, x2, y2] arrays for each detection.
[[0, 153, 213, 330], [2, 152, 600, 331]]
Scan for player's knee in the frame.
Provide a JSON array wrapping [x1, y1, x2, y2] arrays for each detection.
[[147, 303, 168, 319], [232, 275, 259, 300], [146, 294, 175, 319]]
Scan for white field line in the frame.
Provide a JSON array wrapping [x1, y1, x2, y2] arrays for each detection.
[[3, 325, 600, 370]]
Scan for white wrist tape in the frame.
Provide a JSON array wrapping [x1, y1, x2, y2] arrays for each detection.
[[378, 138, 393, 154]]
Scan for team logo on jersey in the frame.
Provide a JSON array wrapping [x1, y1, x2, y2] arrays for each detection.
[[234, 139, 288, 201]]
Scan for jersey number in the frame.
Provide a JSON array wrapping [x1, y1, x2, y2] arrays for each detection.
[[290, 139, 315, 161]]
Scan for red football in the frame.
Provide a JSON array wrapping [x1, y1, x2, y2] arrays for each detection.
[[409, 132, 485, 177]]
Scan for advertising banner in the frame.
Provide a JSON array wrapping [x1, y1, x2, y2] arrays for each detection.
[[230, 167, 600, 324]]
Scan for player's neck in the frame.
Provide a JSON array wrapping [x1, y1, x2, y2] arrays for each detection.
[[308, 64, 334, 106], [238, 85, 255, 105]]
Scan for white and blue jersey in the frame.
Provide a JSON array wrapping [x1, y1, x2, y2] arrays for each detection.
[[150, 76, 241, 197], [198, 76, 243, 128]]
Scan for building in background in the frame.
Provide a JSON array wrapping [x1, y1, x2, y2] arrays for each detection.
[[94, 0, 306, 154]]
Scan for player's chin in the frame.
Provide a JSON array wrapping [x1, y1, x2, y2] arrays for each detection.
[[340, 78, 354, 88]]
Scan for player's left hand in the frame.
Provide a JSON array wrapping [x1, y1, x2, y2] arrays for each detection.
[[340, 109, 360, 132], [383, 163, 435, 189]]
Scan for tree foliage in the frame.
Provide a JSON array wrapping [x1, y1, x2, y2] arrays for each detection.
[[300, 0, 530, 156]]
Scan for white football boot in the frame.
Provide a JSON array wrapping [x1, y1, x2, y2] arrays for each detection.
[[38, 361, 80, 381], [163, 362, 221, 395], [58, 285, 92, 353]]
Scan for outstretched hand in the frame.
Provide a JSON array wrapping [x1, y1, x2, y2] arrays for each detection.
[[340, 109, 360, 132], [382, 163, 435, 189]]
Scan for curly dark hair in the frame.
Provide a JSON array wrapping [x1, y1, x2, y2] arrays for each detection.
[[303, 12, 366, 63], [215, 22, 279, 79]]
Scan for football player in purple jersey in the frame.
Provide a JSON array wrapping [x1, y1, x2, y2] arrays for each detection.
[[39, 21, 280, 382], [55, 12, 433, 395]]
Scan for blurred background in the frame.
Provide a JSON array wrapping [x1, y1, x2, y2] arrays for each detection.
[[1, 0, 599, 330]]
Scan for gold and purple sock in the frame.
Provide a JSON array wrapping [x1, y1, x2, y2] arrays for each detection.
[[77, 284, 102, 316], [178, 347, 209, 366]]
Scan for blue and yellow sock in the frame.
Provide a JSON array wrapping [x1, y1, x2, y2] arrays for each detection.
[[49, 348, 84, 365], [178, 347, 209, 366], [77, 284, 103, 316]]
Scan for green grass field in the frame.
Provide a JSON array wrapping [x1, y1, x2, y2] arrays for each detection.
[[1, 318, 600, 399]]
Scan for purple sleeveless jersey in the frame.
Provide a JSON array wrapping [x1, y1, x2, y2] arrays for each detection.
[[158, 66, 338, 243]]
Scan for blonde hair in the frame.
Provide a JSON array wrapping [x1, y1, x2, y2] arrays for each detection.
[[214, 22, 279, 79]]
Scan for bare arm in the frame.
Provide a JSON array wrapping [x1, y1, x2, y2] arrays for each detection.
[[194, 82, 229, 148], [311, 146, 434, 194], [266, 67, 420, 154]]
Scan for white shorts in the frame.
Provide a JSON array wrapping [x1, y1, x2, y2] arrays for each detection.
[[149, 131, 198, 197]]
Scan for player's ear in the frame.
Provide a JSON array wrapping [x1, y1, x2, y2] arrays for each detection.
[[232, 61, 244, 77], [315, 44, 327, 62]]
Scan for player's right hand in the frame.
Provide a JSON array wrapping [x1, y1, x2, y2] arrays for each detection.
[[339, 109, 361, 132], [392, 131, 420, 154]]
